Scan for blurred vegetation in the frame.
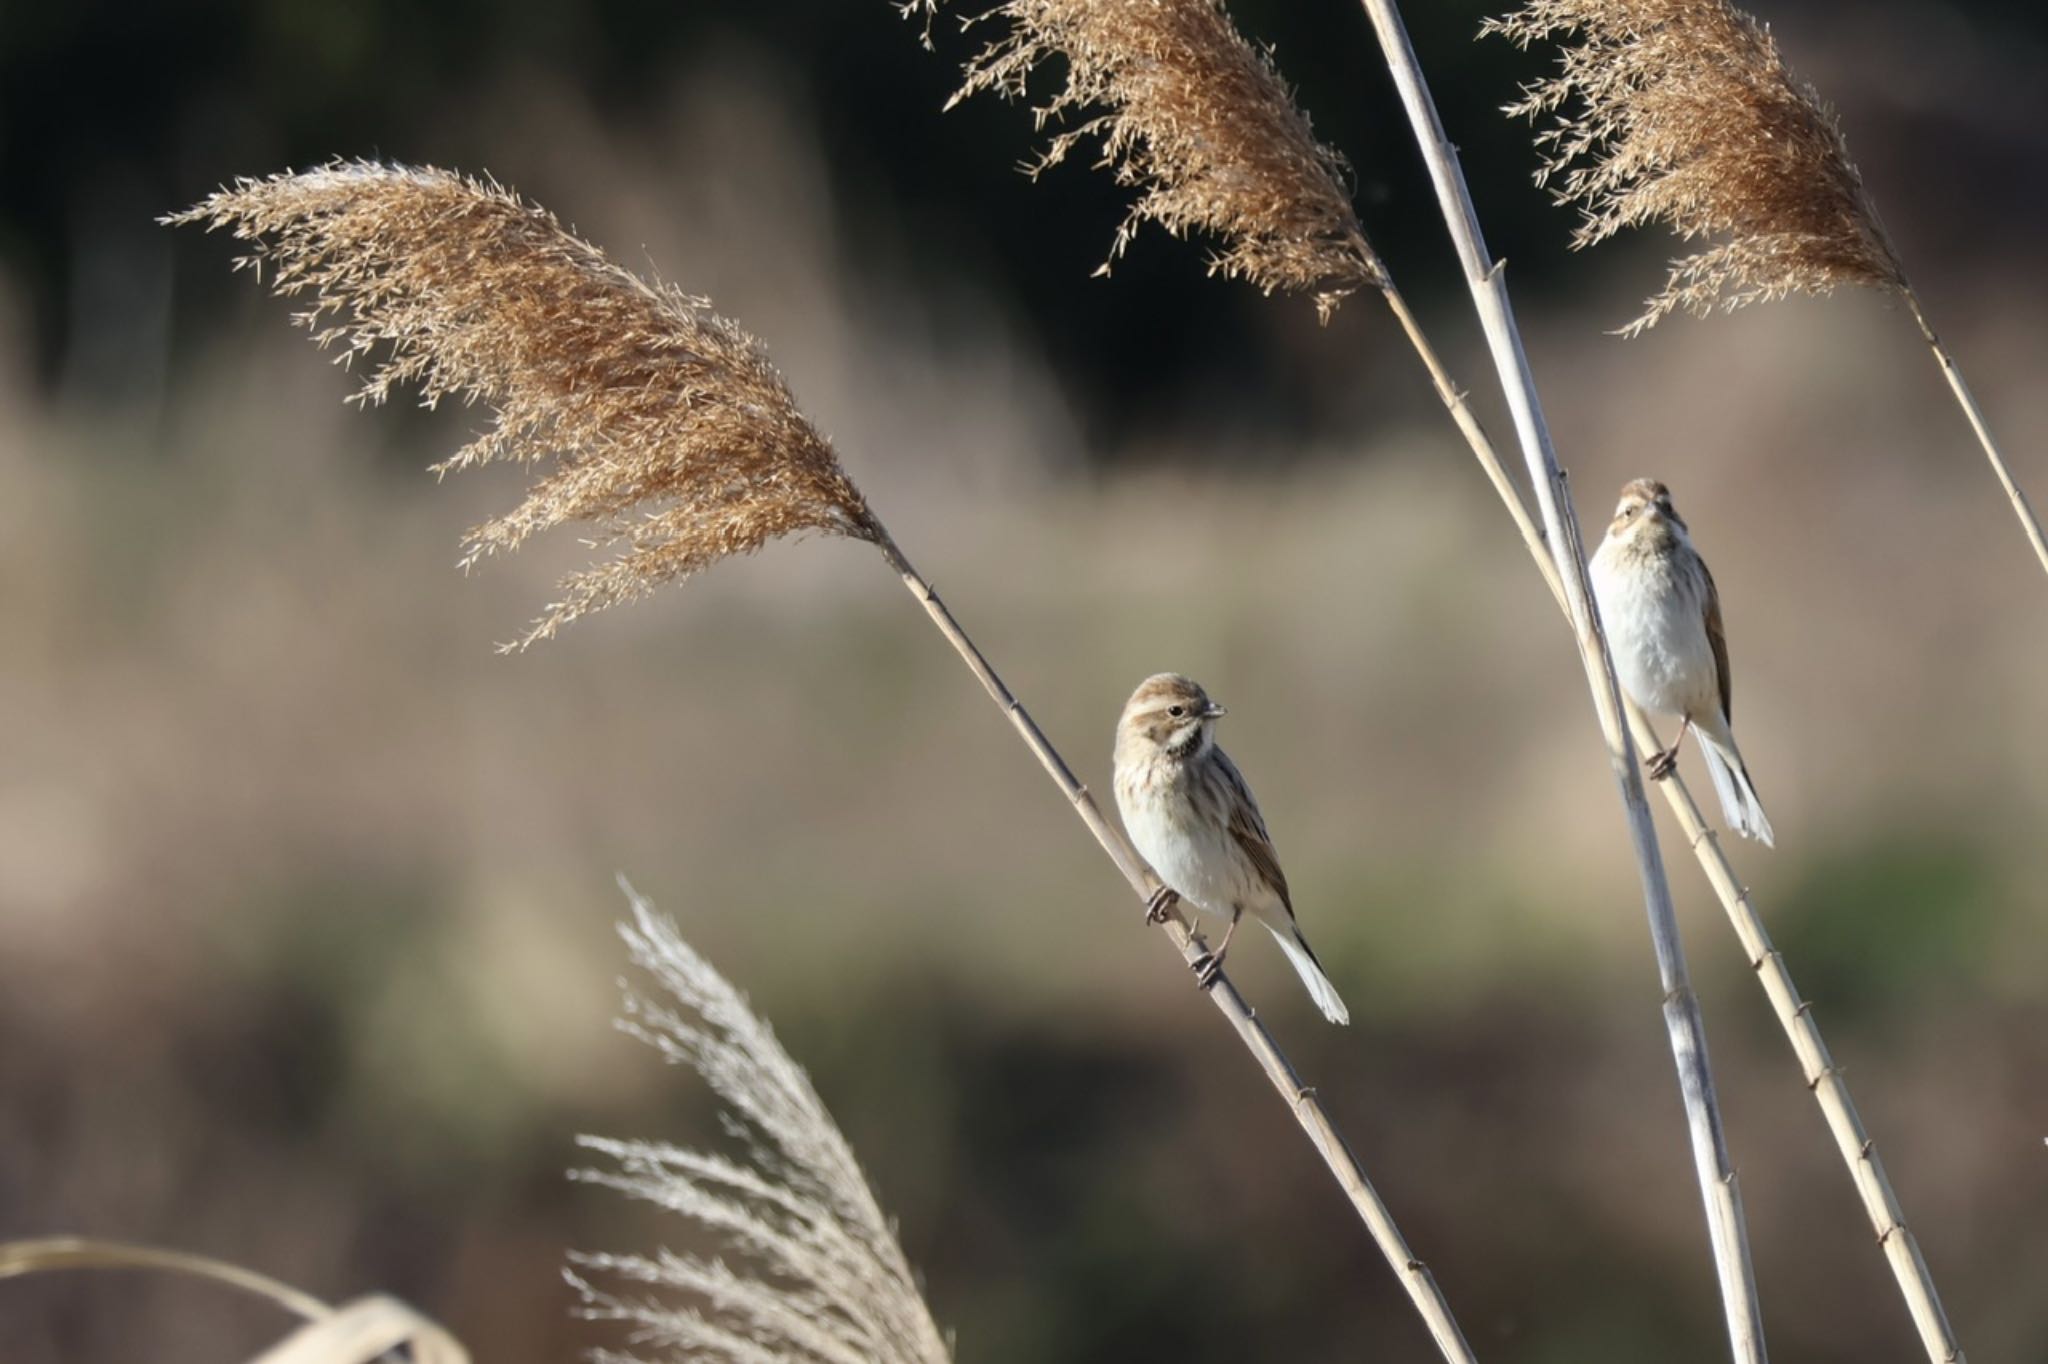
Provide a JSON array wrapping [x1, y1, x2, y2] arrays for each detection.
[[8, 0, 2043, 443], [4, 2, 2048, 1362]]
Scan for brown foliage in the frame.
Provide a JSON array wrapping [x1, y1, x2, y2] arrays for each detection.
[[170, 162, 876, 647], [1487, 0, 1906, 334], [937, 0, 1383, 318]]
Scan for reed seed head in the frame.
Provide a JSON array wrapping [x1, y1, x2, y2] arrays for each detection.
[[170, 162, 877, 648], [1486, 0, 1906, 334], [571, 882, 953, 1364], [936, 0, 1384, 318]]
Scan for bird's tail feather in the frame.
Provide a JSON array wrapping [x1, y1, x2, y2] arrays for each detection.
[[1268, 924, 1350, 1026], [1698, 730, 1774, 847]]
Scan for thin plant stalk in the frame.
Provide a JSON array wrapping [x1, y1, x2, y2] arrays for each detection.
[[1901, 289, 2048, 585], [864, 522, 1478, 1364], [1353, 2, 1767, 1359], [1625, 706, 1963, 1364], [1374, 282, 1554, 574]]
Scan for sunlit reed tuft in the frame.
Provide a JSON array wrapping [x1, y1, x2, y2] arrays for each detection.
[[934, 0, 1383, 318], [170, 162, 878, 648], [1486, 0, 1905, 334], [570, 882, 952, 1364]]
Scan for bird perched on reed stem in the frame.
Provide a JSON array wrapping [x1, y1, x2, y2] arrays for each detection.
[[1589, 480, 1773, 845], [1113, 674, 1349, 1024]]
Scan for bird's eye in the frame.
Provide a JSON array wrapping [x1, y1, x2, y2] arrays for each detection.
[[1168, 705, 1185, 717]]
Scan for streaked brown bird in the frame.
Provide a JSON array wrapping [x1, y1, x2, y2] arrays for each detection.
[[1112, 674, 1349, 1024], [1589, 479, 1774, 845]]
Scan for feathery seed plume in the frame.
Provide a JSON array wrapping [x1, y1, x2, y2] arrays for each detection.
[[937, 0, 1384, 318], [570, 881, 952, 1364], [1487, 0, 1905, 334], [170, 162, 877, 648]]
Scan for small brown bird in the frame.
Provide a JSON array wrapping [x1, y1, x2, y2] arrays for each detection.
[[1589, 479, 1773, 845], [1112, 674, 1350, 1024]]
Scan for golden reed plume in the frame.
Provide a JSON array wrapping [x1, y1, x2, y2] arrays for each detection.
[[1489, 0, 2048, 585], [170, 162, 878, 648], [1486, 0, 1904, 334], [935, 0, 1383, 317]]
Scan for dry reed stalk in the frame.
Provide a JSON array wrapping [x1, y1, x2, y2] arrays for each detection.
[[1619, 711, 1964, 1364], [0, 1237, 467, 1364], [571, 881, 953, 1364], [174, 162, 1477, 1363], [1354, 2, 1767, 1359], [1486, 0, 2048, 584]]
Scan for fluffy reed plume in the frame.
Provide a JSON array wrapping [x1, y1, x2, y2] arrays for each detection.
[[0, 1237, 468, 1364], [179, 163, 1475, 1360], [933, 0, 1383, 317], [1488, 0, 2048, 580], [168, 163, 878, 648], [1485, 0, 1903, 334], [569, 881, 952, 1364]]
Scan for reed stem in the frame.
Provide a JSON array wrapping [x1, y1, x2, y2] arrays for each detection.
[[1354, 3, 1765, 1358], [1900, 288, 2048, 586], [1375, 283, 1554, 576], [863, 521, 1479, 1364], [1625, 735, 1966, 1363]]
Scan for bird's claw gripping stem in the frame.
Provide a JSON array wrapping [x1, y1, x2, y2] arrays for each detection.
[[1144, 885, 1180, 925]]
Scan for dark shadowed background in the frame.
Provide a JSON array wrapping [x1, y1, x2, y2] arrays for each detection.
[[3, 2, 2047, 1361]]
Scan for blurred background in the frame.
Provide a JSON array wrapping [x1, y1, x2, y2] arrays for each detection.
[[4, 1, 2047, 1360]]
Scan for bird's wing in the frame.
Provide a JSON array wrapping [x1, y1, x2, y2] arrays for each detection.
[[1216, 750, 1293, 916], [1703, 560, 1733, 722]]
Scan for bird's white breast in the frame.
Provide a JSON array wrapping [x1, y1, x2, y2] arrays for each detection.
[[1115, 759, 1266, 924], [1590, 539, 1719, 719]]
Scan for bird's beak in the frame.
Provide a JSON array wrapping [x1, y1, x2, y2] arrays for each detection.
[[1202, 700, 1227, 719]]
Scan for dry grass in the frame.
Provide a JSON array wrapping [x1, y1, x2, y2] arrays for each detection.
[[1486, 0, 1905, 334], [570, 881, 952, 1364], [0, 1238, 467, 1364], [930, 0, 1382, 317], [169, 163, 879, 648]]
